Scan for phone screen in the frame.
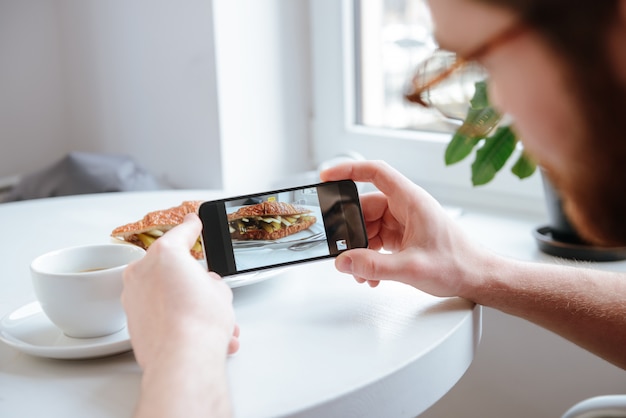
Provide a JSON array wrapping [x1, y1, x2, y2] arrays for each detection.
[[199, 180, 367, 276]]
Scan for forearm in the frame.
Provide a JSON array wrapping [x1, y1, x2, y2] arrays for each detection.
[[134, 327, 233, 418], [467, 254, 626, 369]]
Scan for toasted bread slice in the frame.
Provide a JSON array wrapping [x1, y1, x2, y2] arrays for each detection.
[[227, 201, 311, 221], [111, 200, 204, 259]]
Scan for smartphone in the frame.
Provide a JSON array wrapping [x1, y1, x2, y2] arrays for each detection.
[[199, 180, 368, 276]]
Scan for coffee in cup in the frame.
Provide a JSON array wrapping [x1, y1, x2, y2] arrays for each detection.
[[30, 244, 145, 338]]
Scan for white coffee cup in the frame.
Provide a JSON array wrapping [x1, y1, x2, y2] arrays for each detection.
[[30, 244, 145, 338]]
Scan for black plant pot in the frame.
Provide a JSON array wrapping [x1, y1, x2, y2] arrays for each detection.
[[540, 172, 587, 245], [534, 170, 626, 261]]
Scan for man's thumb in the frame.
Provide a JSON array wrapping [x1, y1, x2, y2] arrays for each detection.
[[335, 249, 400, 282]]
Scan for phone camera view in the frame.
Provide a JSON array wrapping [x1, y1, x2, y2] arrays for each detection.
[[227, 188, 329, 272], [200, 180, 367, 276]]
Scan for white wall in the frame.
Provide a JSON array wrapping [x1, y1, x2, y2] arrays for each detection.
[[57, 0, 224, 189], [212, 0, 312, 193], [0, 1, 68, 179], [0, 0, 312, 191]]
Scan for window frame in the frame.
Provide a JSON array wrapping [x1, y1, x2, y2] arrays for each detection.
[[309, 0, 545, 214]]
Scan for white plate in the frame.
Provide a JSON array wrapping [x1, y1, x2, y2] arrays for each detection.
[[197, 259, 287, 288], [223, 268, 287, 288], [0, 301, 132, 360]]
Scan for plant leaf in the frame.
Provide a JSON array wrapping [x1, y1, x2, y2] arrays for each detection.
[[511, 149, 537, 179], [448, 80, 535, 184], [445, 134, 482, 165], [456, 105, 501, 139], [446, 107, 501, 165], [470, 80, 489, 109], [446, 81, 501, 165], [471, 126, 517, 186]]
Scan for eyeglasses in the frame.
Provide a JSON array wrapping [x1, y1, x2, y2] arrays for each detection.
[[404, 22, 527, 109]]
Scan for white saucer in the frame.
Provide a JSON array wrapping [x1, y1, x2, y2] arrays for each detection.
[[0, 301, 132, 360]]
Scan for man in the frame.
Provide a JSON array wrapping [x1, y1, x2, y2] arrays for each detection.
[[321, 0, 626, 369], [122, 0, 626, 416]]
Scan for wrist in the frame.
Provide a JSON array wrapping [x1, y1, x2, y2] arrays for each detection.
[[457, 248, 514, 304], [137, 323, 233, 418], [165, 320, 232, 358]]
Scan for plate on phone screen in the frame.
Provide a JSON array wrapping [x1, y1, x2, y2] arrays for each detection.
[[231, 223, 325, 251]]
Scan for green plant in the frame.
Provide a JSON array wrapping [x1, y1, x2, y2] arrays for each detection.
[[445, 81, 536, 185]]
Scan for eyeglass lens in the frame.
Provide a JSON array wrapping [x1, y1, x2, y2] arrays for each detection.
[[406, 50, 488, 121]]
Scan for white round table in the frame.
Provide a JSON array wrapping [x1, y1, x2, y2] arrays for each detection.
[[0, 190, 480, 418]]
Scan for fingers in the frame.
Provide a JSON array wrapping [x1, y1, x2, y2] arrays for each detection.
[[320, 160, 417, 202], [228, 337, 240, 355], [358, 192, 389, 225], [152, 213, 202, 254], [335, 249, 416, 285], [353, 276, 380, 288], [228, 324, 241, 355]]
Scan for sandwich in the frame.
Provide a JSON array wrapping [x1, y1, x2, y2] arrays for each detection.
[[228, 201, 317, 241], [111, 200, 204, 259]]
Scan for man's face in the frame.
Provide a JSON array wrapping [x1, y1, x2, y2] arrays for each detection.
[[427, 0, 626, 246]]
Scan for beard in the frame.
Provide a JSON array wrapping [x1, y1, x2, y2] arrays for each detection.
[[539, 67, 626, 247]]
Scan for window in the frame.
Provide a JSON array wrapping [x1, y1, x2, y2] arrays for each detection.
[[358, 0, 442, 131], [310, 0, 543, 213], [358, 0, 484, 132]]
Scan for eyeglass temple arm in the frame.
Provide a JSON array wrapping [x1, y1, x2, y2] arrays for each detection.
[[405, 57, 467, 106]]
